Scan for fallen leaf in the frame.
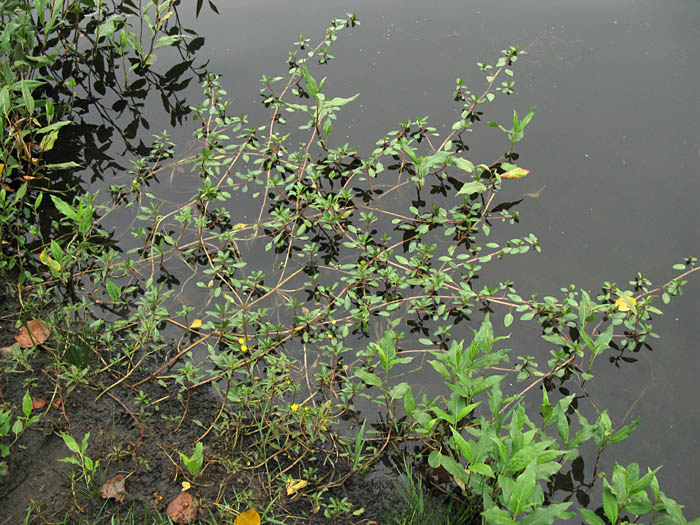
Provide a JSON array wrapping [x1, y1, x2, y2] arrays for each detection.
[[151, 492, 163, 507], [188, 319, 202, 329], [100, 474, 127, 503], [0, 343, 19, 357], [15, 320, 50, 348], [286, 478, 307, 496], [31, 397, 46, 410], [181, 481, 191, 491], [234, 509, 260, 525], [51, 397, 62, 409], [167, 491, 198, 524]]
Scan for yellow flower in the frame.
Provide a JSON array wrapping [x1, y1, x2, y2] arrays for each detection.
[[240, 344, 248, 352], [615, 295, 637, 312], [238, 337, 246, 345], [290, 403, 299, 412]]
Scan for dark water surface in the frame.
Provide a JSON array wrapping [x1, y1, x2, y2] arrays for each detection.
[[98, 0, 700, 515]]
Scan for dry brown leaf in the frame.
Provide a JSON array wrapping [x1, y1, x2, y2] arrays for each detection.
[[15, 320, 50, 348], [234, 509, 261, 525], [51, 397, 62, 409], [166, 491, 198, 524], [31, 397, 46, 410], [100, 474, 127, 503], [0, 343, 19, 357]]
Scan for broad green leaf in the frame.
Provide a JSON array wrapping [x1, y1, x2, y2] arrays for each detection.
[[60, 432, 81, 454], [154, 35, 182, 49], [389, 382, 409, 402], [440, 454, 470, 486], [301, 65, 319, 97], [510, 459, 536, 516], [521, 503, 574, 525], [629, 467, 660, 494], [400, 140, 418, 163], [507, 445, 536, 474], [660, 494, 687, 524], [51, 195, 78, 222], [456, 180, 487, 196], [592, 323, 614, 357], [482, 507, 517, 525], [579, 508, 606, 525], [353, 368, 382, 388], [602, 482, 619, 524], [452, 157, 474, 173], [450, 427, 473, 463], [468, 462, 494, 478], [403, 386, 415, 415], [22, 391, 32, 418], [179, 442, 203, 478], [106, 280, 122, 301], [626, 499, 653, 515]]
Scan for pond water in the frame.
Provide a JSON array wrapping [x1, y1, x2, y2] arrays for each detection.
[[88, 0, 700, 516]]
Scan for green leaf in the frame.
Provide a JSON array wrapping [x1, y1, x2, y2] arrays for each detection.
[[20, 80, 35, 114], [660, 494, 687, 524], [51, 195, 78, 222], [325, 94, 359, 108], [12, 420, 23, 435], [629, 467, 660, 494], [456, 181, 487, 196], [15, 182, 28, 201], [60, 432, 81, 455], [625, 499, 653, 515], [22, 391, 32, 418], [592, 323, 614, 357], [403, 386, 415, 415], [105, 280, 122, 301], [510, 459, 536, 516], [301, 65, 319, 97], [504, 313, 513, 327], [452, 157, 474, 173], [602, 482, 619, 524], [610, 415, 641, 444], [58, 456, 82, 466], [353, 368, 382, 388], [482, 507, 517, 525], [468, 462, 494, 478], [507, 446, 536, 474], [179, 442, 203, 478], [521, 503, 574, 525], [579, 508, 606, 525], [154, 35, 182, 49], [43, 161, 82, 170], [400, 140, 418, 163], [450, 427, 473, 463]]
